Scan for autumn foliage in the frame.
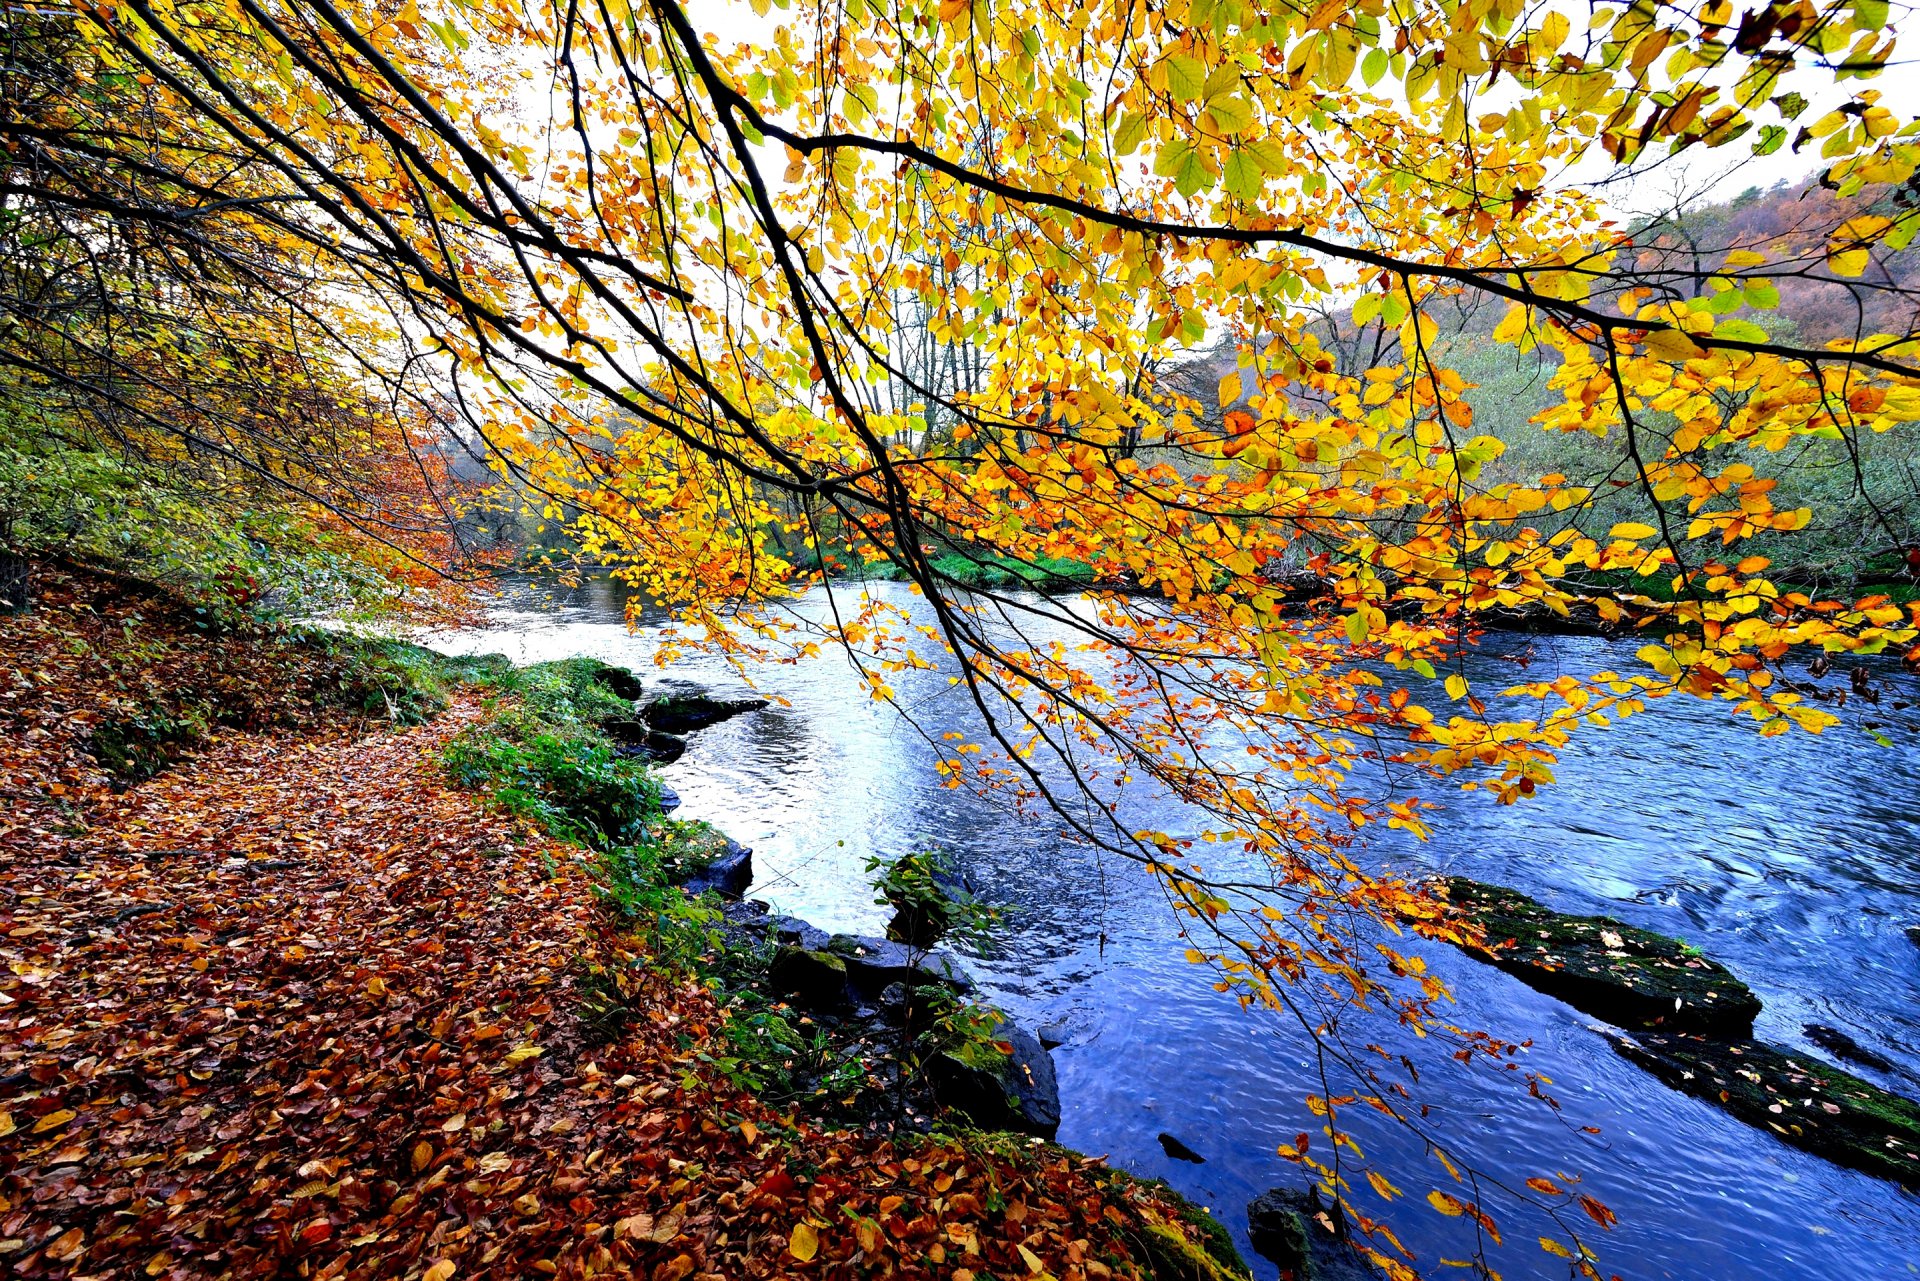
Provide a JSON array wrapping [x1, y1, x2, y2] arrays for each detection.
[[8, 0, 1920, 1270]]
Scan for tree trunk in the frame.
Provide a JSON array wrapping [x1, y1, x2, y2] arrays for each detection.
[[0, 552, 29, 613]]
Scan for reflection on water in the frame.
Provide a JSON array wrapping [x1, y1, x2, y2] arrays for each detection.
[[430, 578, 1920, 1281]]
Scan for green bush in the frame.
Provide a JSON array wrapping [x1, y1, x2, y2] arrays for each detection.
[[443, 727, 660, 849]]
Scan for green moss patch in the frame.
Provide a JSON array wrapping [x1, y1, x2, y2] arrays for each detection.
[[1435, 878, 1761, 1036], [1614, 1031, 1920, 1189]]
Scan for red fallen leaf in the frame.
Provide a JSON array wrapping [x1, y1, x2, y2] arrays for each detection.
[[755, 1169, 798, 1201], [299, 1219, 334, 1245]]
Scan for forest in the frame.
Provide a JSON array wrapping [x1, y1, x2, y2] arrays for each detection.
[[5, 1, 1920, 1280]]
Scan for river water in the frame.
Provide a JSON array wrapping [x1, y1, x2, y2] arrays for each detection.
[[429, 577, 1920, 1280]]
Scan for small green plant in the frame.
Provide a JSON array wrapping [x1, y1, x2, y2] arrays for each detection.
[[444, 727, 660, 848]]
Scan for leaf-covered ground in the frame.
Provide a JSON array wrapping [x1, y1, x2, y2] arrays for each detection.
[[1, 567, 1233, 1281]]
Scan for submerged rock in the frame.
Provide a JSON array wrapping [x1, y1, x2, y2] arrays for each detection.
[[1156, 1132, 1205, 1163], [1804, 1024, 1900, 1076], [1432, 878, 1761, 1036], [1613, 1030, 1920, 1188], [1246, 1188, 1381, 1281], [643, 693, 769, 735], [928, 1023, 1060, 1137]]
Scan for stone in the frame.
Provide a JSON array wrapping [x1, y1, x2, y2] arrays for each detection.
[[1804, 1024, 1899, 1075], [928, 1023, 1060, 1137], [680, 839, 752, 899], [1614, 1030, 1920, 1188], [602, 716, 687, 764], [1245, 1188, 1382, 1281], [1432, 877, 1761, 1036], [820, 932, 973, 994], [587, 662, 646, 701], [643, 693, 769, 735], [767, 948, 851, 1012], [1906, 924, 1920, 950], [657, 784, 680, 814], [1036, 1018, 1069, 1050]]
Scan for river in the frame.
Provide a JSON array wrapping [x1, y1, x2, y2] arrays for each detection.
[[428, 576, 1920, 1280]]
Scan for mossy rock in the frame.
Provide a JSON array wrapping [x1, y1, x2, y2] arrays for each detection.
[[1436, 878, 1760, 1036], [1614, 1031, 1920, 1188], [643, 693, 769, 735], [767, 947, 851, 1011], [1095, 1171, 1249, 1281]]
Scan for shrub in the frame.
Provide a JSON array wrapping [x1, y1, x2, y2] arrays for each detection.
[[443, 727, 660, 849]]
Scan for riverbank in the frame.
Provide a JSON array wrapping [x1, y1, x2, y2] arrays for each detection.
[[0, 563, 1246, 1281]]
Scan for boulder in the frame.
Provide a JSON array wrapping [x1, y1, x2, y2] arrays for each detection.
[[603, 716, 687, 764], [1246, 1188, 1382, 1281], [928, 1022, 1059, 1137], [767, 947, 852, 1012], [1614, 1030, 1920, 1188], [657, 784, 680, 814], [588, 662, 646, 701], [1906, 924, 1920, 950], [1036, 1018, 1069, 1050], [1431, 878, 1761, 1036], [644, 693, 769, 735], [822, 932, 973, 994], [680, 839, 752, 899]]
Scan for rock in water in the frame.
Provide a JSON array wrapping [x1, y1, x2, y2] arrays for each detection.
[[1431, 877, 1761, 1036], [1804, 1024, 1900, 1075], [1246, 1188, 1382, 1281], [1614, 1031, 1920, 1188], [643, 693, 769, 735], [767, 947, 851, 1012], [1906, 924, 1920, 950], [1157, 1132, 1205, 1163], [928, 1023, 1060, 1137], [587, 662, 646, 701], [679, 839, 752, 899]]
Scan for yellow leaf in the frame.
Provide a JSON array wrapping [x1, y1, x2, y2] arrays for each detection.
[[1218, 371, 1243, 406], [423, 1261, 456, 1281], [33, 1108, 76, 1133], [1017, 1243, 1046, 1274], [1609, 522, 1657, 541], [790, 1221, 820, 1262], [1444, 674, 1468, 700], [739, 1119, 759, 1144], [1428, 1190, 1467, 1216], [1539, 1236, 1576, 1258], [1367, 1169, 1402, 1200], [1644, 327, 1704, 361], [505, 1043, 544, 1064], [1829, 247, 1871, 277]]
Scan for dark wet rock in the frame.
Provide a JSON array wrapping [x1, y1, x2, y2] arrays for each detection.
[[878, 982, 908, 1012], [1246, 1188, 1381, 1281], [679, 839, 752, 899], [771, 914, 832, 952], [1432, 878, 1761, 1036], [822, 932, 973, 994], [657, 784, 680, 814], [1906, 924, 1920, 949], [928, 1023, 1060, 1137], [1157, 1132, 1205, 1163], [643, 693, 769, 735], [767, 947, 852, 1011], [587, 662, 646, 701], [1805, 1024, 1899, 1075], [1614, 1030, 1920, 1188], [603, 716, 688, 764], [1037, 1018, 1069, 1050]]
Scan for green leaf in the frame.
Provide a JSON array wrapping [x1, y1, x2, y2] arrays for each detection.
[[1207, 94, 1253, 133], [1742, 280, 1780, 310], [1361, 48, 1389, 87], [1166, 54, 1207, 101], [1113, 112, 1148, 156], [1223, 147, 1263, 199], [1151, 138, 1193, 177], [1712, 318, 1769, 343], [1752, 124, 1787, 156]]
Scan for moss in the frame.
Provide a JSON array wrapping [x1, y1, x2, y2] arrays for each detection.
[[1436, 877, 1761, 1035], [1092, 1170, 1250, 1281], [1615, 1031, 1920, 1188], [90, 706, 211, 781]]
